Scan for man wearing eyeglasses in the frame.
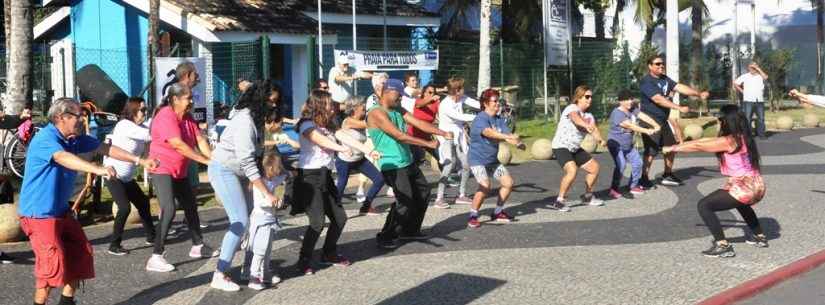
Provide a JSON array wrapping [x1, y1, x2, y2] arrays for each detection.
[[639, 54, 709, 188], [18, 98, 158, 305]]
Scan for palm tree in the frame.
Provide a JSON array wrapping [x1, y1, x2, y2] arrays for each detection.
[[4, 0, 10, 69], [478, 0, 491, 91], [690, 0, 709, 91], [634, 0, 696, 44], [5, 0, 33, 115], [578, 0, 611, 39], [502, 0, 541, 43], [611, 0, 627, 37], [148, 0, 159, 106]]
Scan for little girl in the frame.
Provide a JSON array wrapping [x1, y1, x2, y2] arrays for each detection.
[[242, 146, 288, 290]]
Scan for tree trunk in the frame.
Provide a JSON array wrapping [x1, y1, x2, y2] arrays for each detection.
[[148, 0, 160, 109], [477, 0, 491, 92], [4, 0, 11, 75], [5, 0, 32, 115], [817, 0, 824, 94], [610, 0, 625, 38], [594, 7, 605, 39], [691, 0, 704, 114]]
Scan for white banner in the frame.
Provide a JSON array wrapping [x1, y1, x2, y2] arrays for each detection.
[[544, 0, 571, 66], [155, 57, 208, 122], [334, 50, 439, 71]]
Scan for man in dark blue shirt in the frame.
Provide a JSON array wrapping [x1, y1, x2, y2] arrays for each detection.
[[639, 54, 709, 188]]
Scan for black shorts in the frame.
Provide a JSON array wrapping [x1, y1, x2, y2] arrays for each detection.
[[640, 119, 677, 156], [553, 148, 592, 167]]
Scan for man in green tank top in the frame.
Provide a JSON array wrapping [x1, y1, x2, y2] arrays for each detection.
[[367, 79, 453, 248]]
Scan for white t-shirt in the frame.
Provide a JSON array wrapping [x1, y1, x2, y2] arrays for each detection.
[[297, 120, 335, 169], [328, 66, 356, 103], [552, 104, 594, 152], [252, 174, 287, 212], [404, 86, 419, 98], [103, 119, 151, 181], [735, 73, 766, 102]]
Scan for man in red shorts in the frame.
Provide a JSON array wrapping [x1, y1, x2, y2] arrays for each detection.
[[18, 98, 158, 305]]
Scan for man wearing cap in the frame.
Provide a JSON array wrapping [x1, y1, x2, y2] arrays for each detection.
[[329, 56, 370, 104], [367, 79, 453, 248]]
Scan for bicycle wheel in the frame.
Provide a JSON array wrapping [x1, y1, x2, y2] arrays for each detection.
[[5, 136, 27, 178]]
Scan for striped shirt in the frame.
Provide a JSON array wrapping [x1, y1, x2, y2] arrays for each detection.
[[103, 119, 151, 181]]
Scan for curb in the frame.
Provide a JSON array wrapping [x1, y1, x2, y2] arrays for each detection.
[[697, 248, 825, 305]]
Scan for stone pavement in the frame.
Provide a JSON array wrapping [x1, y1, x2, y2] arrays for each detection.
[[736, 264, 825, 305], [2, 129, 825, 305]]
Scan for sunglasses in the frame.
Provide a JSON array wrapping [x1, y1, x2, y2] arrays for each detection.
[[320, 86, 329, 90], [652, 62, 665, 66], [584, 95, 593, 99], [139, 107, 148, 113]]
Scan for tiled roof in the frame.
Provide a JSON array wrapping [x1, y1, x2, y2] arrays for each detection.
[[294, 0, 438, 17], [162, 0, 329, 34], [162, 0, 437, 34]]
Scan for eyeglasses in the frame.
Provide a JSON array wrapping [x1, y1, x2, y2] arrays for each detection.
[[652, 62, 665, 66], [320, 86, 329, 90], [584, 95, 593, 99], [64, 111, 82, 118]]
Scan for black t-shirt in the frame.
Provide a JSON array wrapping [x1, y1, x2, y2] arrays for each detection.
[[639, 74, 678, 122]]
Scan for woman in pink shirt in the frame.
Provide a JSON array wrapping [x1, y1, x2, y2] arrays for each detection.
[[663, 104, 768, 258], [145, 83, 216, 272]]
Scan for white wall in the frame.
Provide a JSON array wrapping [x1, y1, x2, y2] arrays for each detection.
[[291, 45, 310, 118], [49, 38, 74, 100]]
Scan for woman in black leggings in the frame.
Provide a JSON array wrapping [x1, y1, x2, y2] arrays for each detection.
[[663, 104, 768, 258], [103, 98, 157, 255]]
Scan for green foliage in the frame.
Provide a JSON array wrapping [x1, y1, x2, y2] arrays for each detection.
[[754, 47, 796, 110], [632, 43, 660, 82], [590, 41, 634, 117]]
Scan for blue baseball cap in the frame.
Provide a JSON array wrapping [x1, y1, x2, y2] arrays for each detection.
[[383, 79, 405, 94]]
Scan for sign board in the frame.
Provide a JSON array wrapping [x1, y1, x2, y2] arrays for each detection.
[[543, 0, 571, 66], [154, 57, 208, 123], [334, 50, 439, 71]]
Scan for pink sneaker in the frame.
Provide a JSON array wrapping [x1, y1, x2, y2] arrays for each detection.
[[630, 187, 645, 196], [608, 189, 622, 199]]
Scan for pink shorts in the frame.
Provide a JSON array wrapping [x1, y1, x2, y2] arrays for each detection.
[[20, 215, 95, 288]]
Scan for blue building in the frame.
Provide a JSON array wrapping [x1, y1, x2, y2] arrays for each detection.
[[34, 0, 439, 119]]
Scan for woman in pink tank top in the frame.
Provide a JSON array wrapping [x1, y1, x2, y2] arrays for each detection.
[[663, 104, 768, 258]]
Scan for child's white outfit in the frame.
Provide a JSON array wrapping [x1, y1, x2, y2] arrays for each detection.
[[241, 174, 287, 287]]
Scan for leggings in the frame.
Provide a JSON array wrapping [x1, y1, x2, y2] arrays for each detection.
[[334, 156, 384, 207], [437, 141, 469, 200], [105, 178, 155, 248], [296, 168, 347, 259], [698, 189, 764, 241], [151, 173, 203, 255]]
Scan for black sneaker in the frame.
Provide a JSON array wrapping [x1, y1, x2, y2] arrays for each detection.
[[746, 234, 770, 248], [701, 242, 736, 258], [0, 251, 15, 264], [548, 198, 571, 212], [640, 176, 656, 189], [107, 245, 129, 256], [661, 174, 684, 186]]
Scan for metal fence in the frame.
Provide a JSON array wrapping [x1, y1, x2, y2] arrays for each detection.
[[0, 53, 53, 114]]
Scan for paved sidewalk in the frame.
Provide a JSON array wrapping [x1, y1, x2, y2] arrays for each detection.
[[2, 129, 825, 305], [736, 264, 825, 305]]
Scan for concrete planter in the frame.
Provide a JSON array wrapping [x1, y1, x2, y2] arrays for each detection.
[[112, 203, 143, 225], [531, 139, 553, 160], [683, 124, 704, 140], [802, 113, 820, 128], [776, 116, 794, 130], [497, 143, 512, 165], [580, 135, 597, 153], [0, 203, 21, 242]]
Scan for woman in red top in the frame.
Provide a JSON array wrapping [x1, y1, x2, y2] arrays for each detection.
[[409, 84, 442, 165], [145, 83, 216, 273]]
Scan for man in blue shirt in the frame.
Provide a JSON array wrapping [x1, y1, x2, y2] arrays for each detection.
[[19, 98, 158, 305], [639, 54, 709, 188], [466, 89, 525, 228]]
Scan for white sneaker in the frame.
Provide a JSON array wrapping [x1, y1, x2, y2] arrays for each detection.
[[356, 186, 366, 203], [248, 277, 265, 291], [386, 188, 395, 198], [454, 196, 473, 205], [146, 254, 175, 272], [211, 272, 241, 292], [189, 244, 220, 258], [580, 194, 604, 206], [267, 274, 282, 285]]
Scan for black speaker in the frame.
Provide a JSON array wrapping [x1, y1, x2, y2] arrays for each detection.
[[75, 64, 128, 114]]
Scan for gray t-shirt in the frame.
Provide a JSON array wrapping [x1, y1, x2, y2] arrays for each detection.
[[337, 128, 367, 162], [551, 104, 594, 152], [607, 107, 640, 150]]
